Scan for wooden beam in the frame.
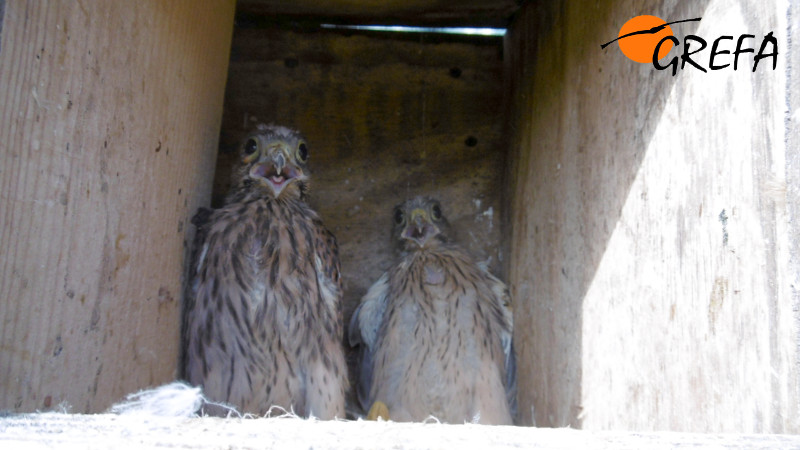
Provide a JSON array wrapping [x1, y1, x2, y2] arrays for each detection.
[[2, 414, 800, 448], [506, 0, 799, 432], [0, 0, 235, 413]]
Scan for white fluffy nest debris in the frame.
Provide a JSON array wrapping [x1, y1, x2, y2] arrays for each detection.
[[107, 382, 306, 419]]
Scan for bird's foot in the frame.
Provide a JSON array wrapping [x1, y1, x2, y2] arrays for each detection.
[[366, 401, 390, 421]]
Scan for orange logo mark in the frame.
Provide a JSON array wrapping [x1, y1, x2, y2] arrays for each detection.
[[617, 15, 674, 63]]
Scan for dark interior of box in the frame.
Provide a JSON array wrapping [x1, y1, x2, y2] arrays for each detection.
[[211, 10, 512, 417]]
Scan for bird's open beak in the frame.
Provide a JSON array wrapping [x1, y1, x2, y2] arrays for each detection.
[[402, 208, 440, 247], [249, 143, 300, 197]]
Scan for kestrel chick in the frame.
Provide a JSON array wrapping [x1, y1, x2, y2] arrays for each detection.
[[349, 196, 516, 425], [184, 124, 346, 418]]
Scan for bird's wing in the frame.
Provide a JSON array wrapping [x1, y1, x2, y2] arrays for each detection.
[[485, 270, 517, 418], [181, 207, 214, 379], [312, 220, 344, 321], [187, 207, 214, 293], [348, 272, 390, 410], [182, 207, 262, 400]]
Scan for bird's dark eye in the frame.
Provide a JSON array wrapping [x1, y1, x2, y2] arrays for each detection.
[[394, 208, 404, 225], [296, 142, 308, 162], [244, 138, 258, 155], [431, 204, 442, 221]]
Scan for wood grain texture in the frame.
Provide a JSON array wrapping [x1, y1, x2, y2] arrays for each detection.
[[506, 0, 798, 432], [3, 413, 800, 448], [0, 0, 234, 413]]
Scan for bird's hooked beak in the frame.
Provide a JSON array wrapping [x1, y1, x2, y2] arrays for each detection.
[[402, 208, 440, 248], [248, 141, 301, 197]]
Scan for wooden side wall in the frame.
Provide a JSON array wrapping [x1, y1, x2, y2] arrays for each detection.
[[506, 0, 799, 432], [0, 0, 235, 413]]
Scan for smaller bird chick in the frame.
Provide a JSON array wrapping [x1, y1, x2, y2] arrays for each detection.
[[349, 196, 516, 425]]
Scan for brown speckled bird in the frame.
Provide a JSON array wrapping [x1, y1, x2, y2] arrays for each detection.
[[349, 196, 516, 424], [183, 124, 346, 418]]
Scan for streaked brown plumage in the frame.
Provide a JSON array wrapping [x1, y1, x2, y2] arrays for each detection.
[[349, 196, 516, 424], [183, 124, 346, 418]]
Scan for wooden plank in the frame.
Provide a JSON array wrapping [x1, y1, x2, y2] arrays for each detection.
[[0, 0, 235, 413], [506, 0, 799, 432], [788, 0, 800, 409], [2, 413, 800, 448]]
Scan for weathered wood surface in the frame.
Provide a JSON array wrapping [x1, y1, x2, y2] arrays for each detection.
[[0, 413, 800, 450], [2, 413, 800, 449], [507, 0, 798, 432], [0, 0, 235, 412], [2, 0, 797, 434]]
